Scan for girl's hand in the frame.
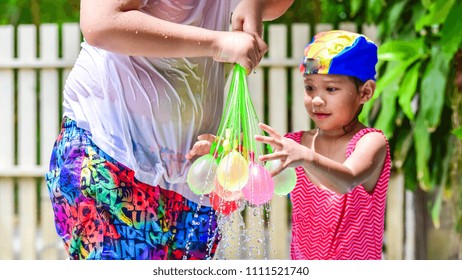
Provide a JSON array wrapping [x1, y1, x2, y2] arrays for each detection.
[[255, 123, 311, 176], [186, 134, 216, 160]]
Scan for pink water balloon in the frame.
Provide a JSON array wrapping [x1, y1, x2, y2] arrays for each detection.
[[242, 163, 274, 206], [186, 154, 217, 195]]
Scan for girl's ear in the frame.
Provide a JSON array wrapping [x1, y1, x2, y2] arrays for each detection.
[[359, 80, 376, 104]]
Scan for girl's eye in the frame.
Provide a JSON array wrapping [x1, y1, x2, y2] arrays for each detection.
[[326, 87, 337, 92], [304, 85, 314, 91]]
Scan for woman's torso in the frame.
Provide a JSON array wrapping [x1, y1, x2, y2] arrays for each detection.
[[63, 0, 239, 204]]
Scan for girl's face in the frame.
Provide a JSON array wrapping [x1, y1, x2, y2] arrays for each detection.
[[303, 74, 364, 133]]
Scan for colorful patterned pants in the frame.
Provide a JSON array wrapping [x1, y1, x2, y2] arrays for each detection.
[[46, 117, 220, 260]]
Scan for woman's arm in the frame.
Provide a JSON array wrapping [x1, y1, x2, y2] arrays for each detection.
[[232, 0, 294, 36], [80, 0, 266, 70], [261, 0, 295, 20]]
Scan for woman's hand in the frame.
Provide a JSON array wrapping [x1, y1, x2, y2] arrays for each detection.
[[212, 31, 267, 74], [186, 134, 216, 160], [232, 0, 264, 37], [230, 0, 294, 73]]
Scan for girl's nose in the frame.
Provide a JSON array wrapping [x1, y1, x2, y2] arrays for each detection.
[[311, 95, 324, 106]]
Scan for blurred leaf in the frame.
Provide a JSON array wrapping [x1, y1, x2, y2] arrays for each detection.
[[378, 38, 425, 62], [398, 62, 420, 120], [359, 101, 372, 125], [439, 2, 462, 57], [350, 0, 363, 17], [440, 136, 452, 189], [403, 147, 418, 192], [374, 79, 399, 138], [376, 59, 416, 98], [359, 59, 412, 125], [457, 216, 462, 233], [452, 126, 462, 139], [0, 0, 80, 24], [431, 186, 443, 228], [393, 127, 414, 169], [366, 0, 384, 22], [420, 0, 432, 9], [415, 0, 455, 31], [420, 48, 450, 130], [387, 1, 408, 33], [414, 113, 431, 191]]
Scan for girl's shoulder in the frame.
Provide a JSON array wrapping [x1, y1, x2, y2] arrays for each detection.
[[346, 127, 389, 157], [350, 127, 388, 146]]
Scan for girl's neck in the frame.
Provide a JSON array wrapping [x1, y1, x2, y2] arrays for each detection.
[[317, 118, 363, 139], [342, 117, 361, 134]]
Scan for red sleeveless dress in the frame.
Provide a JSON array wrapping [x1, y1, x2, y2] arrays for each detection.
[[286, 128, 391, 260]]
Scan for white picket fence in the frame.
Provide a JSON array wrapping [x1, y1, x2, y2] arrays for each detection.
[[0, 22, 409, 260]]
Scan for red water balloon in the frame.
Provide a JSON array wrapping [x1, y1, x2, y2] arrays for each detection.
[[209, 191, 239, 216]]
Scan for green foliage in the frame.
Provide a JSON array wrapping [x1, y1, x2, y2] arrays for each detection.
[[0, 0, 79, 25], [453, 127, 462, 139], [273, 0, 321, 25], [356, 0, 462, 229]]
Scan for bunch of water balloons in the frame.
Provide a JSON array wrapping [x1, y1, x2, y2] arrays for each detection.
[[186, 64, 297, 216]]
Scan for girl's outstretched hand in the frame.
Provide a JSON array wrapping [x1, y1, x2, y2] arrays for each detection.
[[255, 123, 311, 177], [186, 134, 216, 160]]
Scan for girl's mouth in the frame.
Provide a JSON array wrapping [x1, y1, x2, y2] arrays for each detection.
[[313, 113, 330, 119]]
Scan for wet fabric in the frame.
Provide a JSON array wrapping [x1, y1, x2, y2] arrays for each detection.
[[62, 0, 239, 204], [46, 117, 220, 260]]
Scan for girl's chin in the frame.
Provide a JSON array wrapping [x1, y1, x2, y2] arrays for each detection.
[[313, 123, 346, 133]]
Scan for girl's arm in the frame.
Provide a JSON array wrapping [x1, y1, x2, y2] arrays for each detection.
[[80, 0, 267, 71], [256, 123, 387, 195]]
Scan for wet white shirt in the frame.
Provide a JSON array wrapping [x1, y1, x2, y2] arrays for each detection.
[[63, 0, 238, 204]]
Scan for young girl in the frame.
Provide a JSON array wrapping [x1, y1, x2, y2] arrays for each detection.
[[255, 30, 391, 260]]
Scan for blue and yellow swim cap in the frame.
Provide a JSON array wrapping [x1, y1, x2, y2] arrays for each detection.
[[299, 30, 378, 82]]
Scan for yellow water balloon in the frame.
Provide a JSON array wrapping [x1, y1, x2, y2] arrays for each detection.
[[217, 150, 249, 191]]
